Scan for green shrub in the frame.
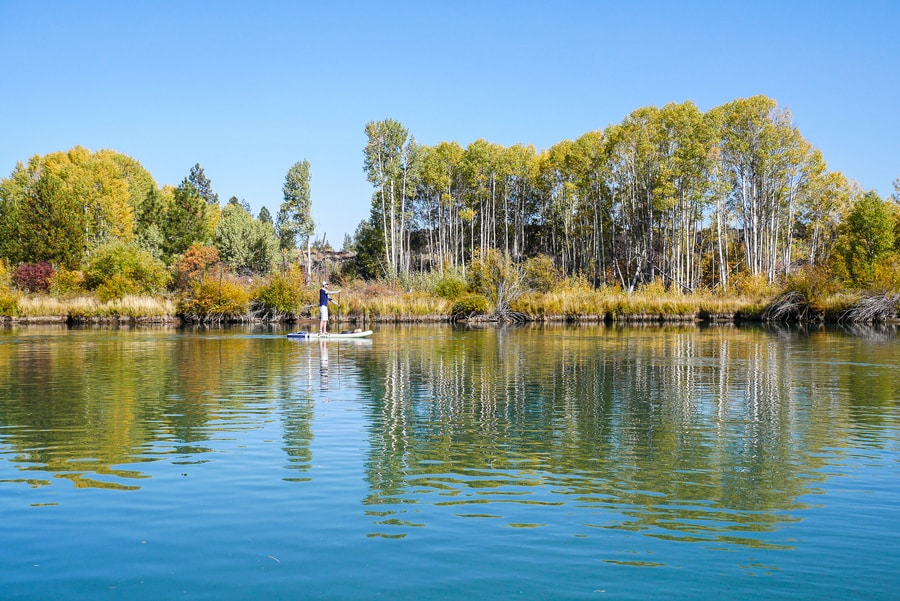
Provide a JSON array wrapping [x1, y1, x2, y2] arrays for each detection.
[[522, 254, 562, 293], [835, 191, 896, 287], [254, 269, 312, 316], [84, 241, 170, 295], [50, 268, 85, 297], [451, 293, 489, 318], [95, 274, 140, 302], [0, 291, 18, 316], [432, 272, 468, 300]]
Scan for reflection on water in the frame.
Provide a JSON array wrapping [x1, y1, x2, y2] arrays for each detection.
[[0, 323, 898, 562], [0, 326, 319, 490], [357, 324, 899, 547]]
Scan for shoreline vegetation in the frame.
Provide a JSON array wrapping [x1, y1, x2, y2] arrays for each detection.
[[1, 281, 898, 326]]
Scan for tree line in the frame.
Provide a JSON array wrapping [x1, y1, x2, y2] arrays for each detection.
[[0, 147, 315, 289], [358, 96, 900, 293], [2, 95, 899, 302]]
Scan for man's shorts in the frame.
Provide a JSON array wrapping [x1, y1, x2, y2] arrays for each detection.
[[320, 305, 329, 321]]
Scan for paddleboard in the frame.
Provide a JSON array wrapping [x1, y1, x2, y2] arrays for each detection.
[[287, 330, 373, 340]]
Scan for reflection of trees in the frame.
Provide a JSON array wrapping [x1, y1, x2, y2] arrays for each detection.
[[359, 324, 898, 546], [0, 326, 317, 490]]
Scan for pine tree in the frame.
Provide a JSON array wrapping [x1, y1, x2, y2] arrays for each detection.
[[277, 160, 315, 250], [188, 163, 219, 205]]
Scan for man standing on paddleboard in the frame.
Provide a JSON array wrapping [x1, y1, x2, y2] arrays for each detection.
[[319, 281, 340, 334]]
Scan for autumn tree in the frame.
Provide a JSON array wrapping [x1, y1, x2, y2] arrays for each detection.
[[363, 119, 421, 277], [416, 140, 465, 273], [604, 106, 664, 290], [0, 147, 137, 268], [567, 130, 611, 284], [712, 96, 810, 282], [796, 154, 852, 268]]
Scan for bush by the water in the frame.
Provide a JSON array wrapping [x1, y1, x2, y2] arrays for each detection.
[[172, 244, 223, 291], [0, 292, 18, 316], [84, 242, 169, 299], [451, 293, 489, 318], [12, 262, 55, 293], [253, 267, 314, 318], [178, 278, 251, 321], [468, 249, 522, 313], [50, 268, 85, 297], [522, 254, 563, 293], [432, 271, 468, 300]]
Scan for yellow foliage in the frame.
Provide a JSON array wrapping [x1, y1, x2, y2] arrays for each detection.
[[635, 277, 668, 298], [730, 272, 778, 298], [871, 253, 900, 292], [39, 146, 135, 243], [0, 259, 9, 290], [50, 268, 85, 297], [0, 290, 18, 316], [178, 278, 251, 318]]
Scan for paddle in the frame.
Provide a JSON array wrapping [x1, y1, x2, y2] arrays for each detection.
[[336, 290, 342, 324]]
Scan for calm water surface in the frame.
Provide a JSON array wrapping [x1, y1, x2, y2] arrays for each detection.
[[0, 323, 898, 600]]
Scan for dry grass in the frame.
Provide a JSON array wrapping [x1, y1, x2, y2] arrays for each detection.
[[15, 295, 175, 319], [16, 295, 71, 317], [5, 283, 768, 324], [339, 289, 451, 321], [510, 284, 763, 322]]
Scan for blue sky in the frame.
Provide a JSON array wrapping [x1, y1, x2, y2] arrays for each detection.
[[2, 0, 898, 244]]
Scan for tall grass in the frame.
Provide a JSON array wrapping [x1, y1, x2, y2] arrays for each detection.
[[2, 277, 774, 324], [12, 295, 175, 320], [16, 296, 70, 317], [337, 287, 451, 321], [510, 282, 764, 322]]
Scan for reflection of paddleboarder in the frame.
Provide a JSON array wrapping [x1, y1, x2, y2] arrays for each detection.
[[318, 281, 341, 334], [319, 337, 329, 394]]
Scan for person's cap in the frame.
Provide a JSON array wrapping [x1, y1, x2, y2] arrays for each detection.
[[323, 281, 328, 286]]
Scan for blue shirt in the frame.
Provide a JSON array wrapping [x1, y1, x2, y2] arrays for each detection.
[[319, 288, 329, 307]]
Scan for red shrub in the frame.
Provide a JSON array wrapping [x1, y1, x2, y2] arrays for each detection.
[[12, 261, 55, 293]]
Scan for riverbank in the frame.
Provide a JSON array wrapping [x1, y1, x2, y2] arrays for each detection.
[[2, 288, 897, 325]]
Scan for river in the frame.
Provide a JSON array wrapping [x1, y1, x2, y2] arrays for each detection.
[[1, 323, 898, 599]]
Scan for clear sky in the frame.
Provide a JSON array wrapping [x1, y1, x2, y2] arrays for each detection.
[[2, 0, 898, 244]]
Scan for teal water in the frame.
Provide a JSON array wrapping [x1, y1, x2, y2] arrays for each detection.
[[0, 323, 898, 600]]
